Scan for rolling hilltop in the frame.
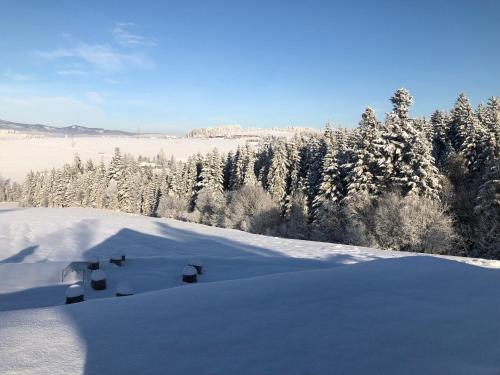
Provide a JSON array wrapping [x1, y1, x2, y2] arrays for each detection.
[[0, 119, 134, 137]]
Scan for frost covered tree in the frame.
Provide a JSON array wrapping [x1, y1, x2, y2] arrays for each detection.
[[304, 134, 327, 216], [141, 169, 159, 216], [279, 192, 309, 239], [390, 88, 414, 120], [344, 107, 386, 201], [285, 140, 301, 194], [482, 97, 499, 156], [255, 139, 273, 189], [473, 161, 500, 258], [21, 171, 36, 206], [223, 151, 234, 190], [413, 117, 433, 144], [199, 149, 224, 194], [108, 147, 124, 181], [461, 115, 495, 175], [229, 146, 245, 190], [382, 88, 442, 200], [226, 184, 281, 234], [90, 161, 108, 208], [181, 157, 199, 199], [195, 187, 226, 226], [267, 139, 290, 211], [312, 135, 342, 217], [241, 144, 257, 186], [0, 177, 21, 202], [372, 192, 457, 254], [430, 110, 452, 170], [448, 93, 475, 153], [81, 160, 95, 207], [116, 159, 142, 213]]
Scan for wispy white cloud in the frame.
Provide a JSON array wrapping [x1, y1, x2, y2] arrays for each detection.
[[35, 22, 156, 74], [4, 70, 32, 81], [36, 42, 154, 72], [56, 69, 89, 76], [112, 22, 157, 47]]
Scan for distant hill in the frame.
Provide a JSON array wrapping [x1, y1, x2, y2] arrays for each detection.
[[0, 119, 135, 137]]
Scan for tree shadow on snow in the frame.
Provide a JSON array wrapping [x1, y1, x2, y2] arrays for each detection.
[[0, 283, 68, 311], [81, 221, 292, 260]]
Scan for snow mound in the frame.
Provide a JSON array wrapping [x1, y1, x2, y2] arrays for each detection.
[[116, 282, 133, 295], [182, 265, 197, 276], [90, 270, 106, 281], [110, 253, 122, 261], [65, 284, 84, 298], [187, 258, 202, 267]]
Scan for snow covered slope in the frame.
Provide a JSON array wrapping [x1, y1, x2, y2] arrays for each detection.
[[0, 203, 406, 311], [1, 203, 500, 374]]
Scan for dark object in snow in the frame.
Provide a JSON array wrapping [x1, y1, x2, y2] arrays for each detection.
[[65, 284, 84, 304], [88, 258, 99, 270], [116, 282, 134, 297], [182, 266, 198, 283], [91, 270, 107, 290], [121, 253, 126, 261], [187, 258, 203, 274], [110, 254, 122, 266]]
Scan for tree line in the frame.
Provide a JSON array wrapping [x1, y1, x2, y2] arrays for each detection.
[[5, 89, 499, 259]]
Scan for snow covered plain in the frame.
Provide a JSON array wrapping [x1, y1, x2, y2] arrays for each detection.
[[1, 202, 500, 374], [0, 136, 247, 182]]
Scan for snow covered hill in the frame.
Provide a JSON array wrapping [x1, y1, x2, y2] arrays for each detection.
[[1, 203, 500, 374], [0, 118, 135, 136]]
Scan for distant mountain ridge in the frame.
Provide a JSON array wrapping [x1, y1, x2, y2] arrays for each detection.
[[0, 119, 134, 136]]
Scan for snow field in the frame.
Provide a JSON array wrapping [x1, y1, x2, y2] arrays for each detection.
[[1, 203, 500, 374], [0, 136, 248, 182]]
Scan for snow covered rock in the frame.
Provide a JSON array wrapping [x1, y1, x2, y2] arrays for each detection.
[[65, 284, 84, 304], [182, 266, 198, 283], [116, 282, 134, 297], [91, 270, 107, 290], [187, 258, 203, 274]]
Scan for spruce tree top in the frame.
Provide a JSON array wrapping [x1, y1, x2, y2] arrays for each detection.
[[390, 88, 414, 120]]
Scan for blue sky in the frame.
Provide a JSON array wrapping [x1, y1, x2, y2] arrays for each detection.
[[0, 0, 498, 133]]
